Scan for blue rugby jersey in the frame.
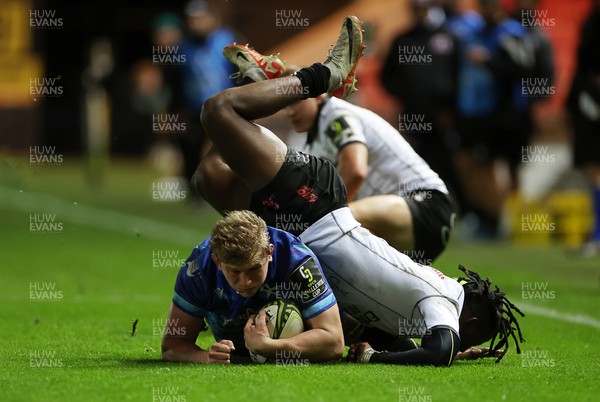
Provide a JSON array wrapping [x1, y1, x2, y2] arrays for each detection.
[[172, 227, 337, 354]]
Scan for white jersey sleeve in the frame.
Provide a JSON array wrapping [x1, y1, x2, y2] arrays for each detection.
[[305, 97, 448, 199]]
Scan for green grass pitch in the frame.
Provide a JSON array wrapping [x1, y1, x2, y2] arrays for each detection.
[[0, 158, 599, 401]]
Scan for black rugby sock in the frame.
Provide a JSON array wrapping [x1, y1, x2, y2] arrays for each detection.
[[293, 63, 331, 99]]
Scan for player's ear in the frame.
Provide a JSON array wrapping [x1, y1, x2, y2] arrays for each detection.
[[464, 316, 478, 327], [459, 314, 478, 332], [268, 244, 274, 259]]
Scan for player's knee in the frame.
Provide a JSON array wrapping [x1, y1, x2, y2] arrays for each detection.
[[200, 96, 216, 130], [201, 91, 233, 131], [200, 93, 225, 130]]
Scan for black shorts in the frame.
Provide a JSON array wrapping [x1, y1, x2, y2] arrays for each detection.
[[250, 148, 347, 236], [403, 190, 455, 264]]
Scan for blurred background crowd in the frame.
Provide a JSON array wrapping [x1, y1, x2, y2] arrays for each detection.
[[0, 0, 599, 255]]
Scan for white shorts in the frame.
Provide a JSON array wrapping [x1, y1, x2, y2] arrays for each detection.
[[300, 207, 463, 337]]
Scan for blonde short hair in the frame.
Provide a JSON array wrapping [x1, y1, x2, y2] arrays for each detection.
[[209, 210, 271, 265]]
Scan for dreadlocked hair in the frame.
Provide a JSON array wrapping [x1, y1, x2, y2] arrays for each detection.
[[457, 265, 525, 363]]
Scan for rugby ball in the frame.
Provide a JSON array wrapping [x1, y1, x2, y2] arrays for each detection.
[[249, 299, 305, 363]]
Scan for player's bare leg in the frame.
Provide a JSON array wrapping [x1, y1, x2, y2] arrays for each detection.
[[349, 195, 414, 252], [198, 16, 365, 201], [200, 80, 304, 191]]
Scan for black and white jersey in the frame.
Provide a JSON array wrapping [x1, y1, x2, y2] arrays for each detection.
[[305, 97, 448, 199]]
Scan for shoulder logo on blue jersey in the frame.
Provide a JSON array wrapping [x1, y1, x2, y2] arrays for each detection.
[[186, 260, 199, 277], [288, 257, 327, 305]]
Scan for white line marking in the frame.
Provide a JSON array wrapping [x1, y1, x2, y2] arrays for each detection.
[[519, 302, 600, 329], [0, 185, 201, 245]]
